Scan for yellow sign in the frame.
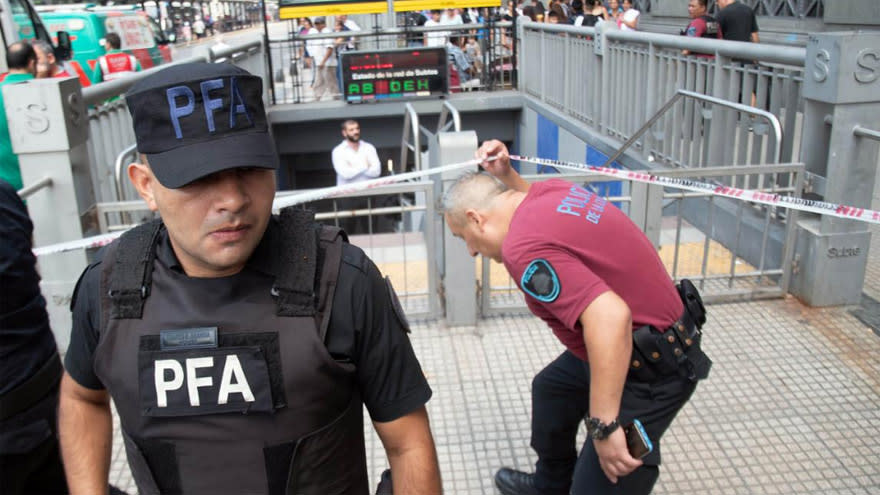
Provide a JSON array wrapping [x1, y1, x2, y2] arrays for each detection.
[[280, 1, 387, 18], [394, 0, 500, 12], [279, 0, 501, 18]]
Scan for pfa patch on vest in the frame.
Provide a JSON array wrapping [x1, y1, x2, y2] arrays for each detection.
[[139, 346, 274, 417], [521, 259, 560, 303]]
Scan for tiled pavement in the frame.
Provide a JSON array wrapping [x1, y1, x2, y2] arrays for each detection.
[[109, 294, 880, 494]]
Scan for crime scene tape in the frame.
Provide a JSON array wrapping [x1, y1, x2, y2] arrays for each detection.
[[32, 154, 880, 257], [509, 154, 880, 226], [32, 158, 484, 257], [271, 158, 483, 209]]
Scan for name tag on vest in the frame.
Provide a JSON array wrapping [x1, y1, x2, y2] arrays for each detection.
[[139, 346, 274, 417]]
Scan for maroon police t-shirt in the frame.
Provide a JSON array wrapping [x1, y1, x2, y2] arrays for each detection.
[[502, 179, 683, 361]]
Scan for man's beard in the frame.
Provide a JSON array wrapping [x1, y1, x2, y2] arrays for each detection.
[[346, 135, 360, 143]]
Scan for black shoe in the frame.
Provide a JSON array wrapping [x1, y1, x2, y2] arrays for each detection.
[[494, 468, 541, 495]]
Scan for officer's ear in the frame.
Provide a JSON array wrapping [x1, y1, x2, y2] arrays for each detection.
[[465, 208, 485, 231], [128, 160, 159, 211]]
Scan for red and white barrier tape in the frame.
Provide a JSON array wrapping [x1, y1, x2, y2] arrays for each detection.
[[271, 158, 482, 209], [32, 158, 483, 257], [32, 154, 880, 257], [33, 231, 124, 257], [510, 155, 880, 226]]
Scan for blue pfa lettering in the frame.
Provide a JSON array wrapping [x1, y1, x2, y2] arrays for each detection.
[[166, 77, 252, 140], [166, 85, 195, 139], [200, 79, 224, 133]]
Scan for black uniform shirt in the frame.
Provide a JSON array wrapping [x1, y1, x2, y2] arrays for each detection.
[[64, 220, 432, 423], [716, 1, 758, 43], [0, 180, 57, 396]]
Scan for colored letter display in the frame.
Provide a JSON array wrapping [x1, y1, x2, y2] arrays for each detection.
[[341, 47, 449, 103]]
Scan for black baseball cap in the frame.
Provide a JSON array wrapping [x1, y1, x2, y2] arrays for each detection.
[[125, 62, 279, 189]]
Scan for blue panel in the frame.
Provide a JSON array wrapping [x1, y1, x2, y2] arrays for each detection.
[[537, 114, 559, 174], [585, 145, 622, 207]]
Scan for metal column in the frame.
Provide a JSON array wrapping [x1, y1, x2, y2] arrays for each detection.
[[791, 32, 880, 306], [4, 77, 95, 351], [429, 130, 479, 326]]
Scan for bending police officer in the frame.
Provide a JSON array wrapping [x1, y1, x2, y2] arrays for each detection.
[[58, 62, 441, 495], [441, 140, 711, 495]]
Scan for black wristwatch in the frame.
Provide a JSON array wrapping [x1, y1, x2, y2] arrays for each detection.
[[587, 417, 620, 440]]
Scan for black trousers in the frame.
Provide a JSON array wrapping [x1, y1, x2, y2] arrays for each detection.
[[0, 383, 68, 495], [530, 351, 699, 494]]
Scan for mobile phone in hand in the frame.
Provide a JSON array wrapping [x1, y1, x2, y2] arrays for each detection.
[[624, 419, 653, 459]]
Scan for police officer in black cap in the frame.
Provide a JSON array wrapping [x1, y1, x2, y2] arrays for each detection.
[[58, 62, 442, 494]]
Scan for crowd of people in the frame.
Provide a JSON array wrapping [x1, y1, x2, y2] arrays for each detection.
[[290, 0, 758, 100]]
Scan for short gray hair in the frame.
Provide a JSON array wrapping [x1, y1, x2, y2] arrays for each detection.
[[440, 171, 507, 225], [31, 39, 54, 56]]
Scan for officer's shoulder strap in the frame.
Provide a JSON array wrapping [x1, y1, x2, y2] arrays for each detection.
[[274, 207, 347, 340], [315, 223, 347, 341], [107, 219, 164, 319]]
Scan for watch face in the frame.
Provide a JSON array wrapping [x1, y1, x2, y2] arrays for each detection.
[[588, 418, 618, 439]]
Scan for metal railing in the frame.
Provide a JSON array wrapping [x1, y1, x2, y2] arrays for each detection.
[[437, 100, 462, 134], [267, 21, 515, 104], [481, 163, 804, 315], [400, 103, 422, 173], [520, 21, 806, 170], [96, 180, 442, 317]]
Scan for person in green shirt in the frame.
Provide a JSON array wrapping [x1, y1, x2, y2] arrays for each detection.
[[0, 41, 37, 192]]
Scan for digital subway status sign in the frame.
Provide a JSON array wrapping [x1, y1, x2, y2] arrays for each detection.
[[341, 47, 448, 103]]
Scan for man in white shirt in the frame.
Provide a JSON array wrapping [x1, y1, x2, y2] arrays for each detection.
[[312, 17, 340, 101], [331, 120, 382, 233], [423, 10, 446, 47]]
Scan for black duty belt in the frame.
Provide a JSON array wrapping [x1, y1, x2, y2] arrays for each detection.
[[0, 351, 63, 421], [628, 287, 712, 384]]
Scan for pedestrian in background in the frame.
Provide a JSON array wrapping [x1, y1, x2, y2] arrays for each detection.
[[618, 0, 639, 30], [332, 119, 381, 234], [681, 0, 721, 57], [96, 32, 141, 82], [716, 0, 759, 43], [0, 41, 36, 191], [311, 17, 340, 100]]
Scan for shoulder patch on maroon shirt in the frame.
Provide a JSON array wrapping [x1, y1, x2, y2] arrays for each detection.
[[521, 259, 560, 303]]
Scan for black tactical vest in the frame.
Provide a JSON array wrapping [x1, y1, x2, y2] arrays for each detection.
[[93, 208, 369, 495], [699, 14, 720, 39]]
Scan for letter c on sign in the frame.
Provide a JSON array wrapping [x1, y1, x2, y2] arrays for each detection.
[[813, 49, 830, 83]]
